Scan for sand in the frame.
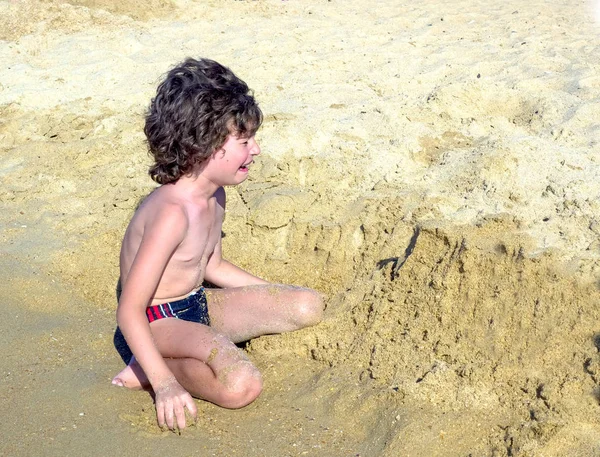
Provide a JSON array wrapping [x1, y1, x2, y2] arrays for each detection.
[[1, 0, 600, 455]]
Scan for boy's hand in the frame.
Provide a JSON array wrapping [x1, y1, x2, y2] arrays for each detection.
[[154, 377, 198, 431]]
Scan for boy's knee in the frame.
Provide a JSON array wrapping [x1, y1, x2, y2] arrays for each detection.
[[293, 289, 324, 329], [219, 362, 263, 409]]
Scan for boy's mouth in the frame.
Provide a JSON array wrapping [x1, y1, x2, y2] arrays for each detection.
[[239, 161, 252, 172]]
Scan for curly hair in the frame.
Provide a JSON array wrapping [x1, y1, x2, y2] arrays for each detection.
[[144, 58, 263, 184]]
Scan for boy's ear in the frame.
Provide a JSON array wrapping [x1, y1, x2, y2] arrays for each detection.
[[212, 147, 226, 158]]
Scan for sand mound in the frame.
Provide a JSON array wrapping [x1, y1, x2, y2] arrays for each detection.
[[240, 183, 600, 455]]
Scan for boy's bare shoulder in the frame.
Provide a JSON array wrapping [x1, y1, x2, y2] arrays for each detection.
[[139, 187, 183, 213], [135, 187, 190, 232]]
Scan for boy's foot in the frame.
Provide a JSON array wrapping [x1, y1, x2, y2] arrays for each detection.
[[112, 356, 150, 390]]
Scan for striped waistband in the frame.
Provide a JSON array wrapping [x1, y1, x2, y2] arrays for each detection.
[[145, 287, 205, 323], [146, 302, 176, 322]]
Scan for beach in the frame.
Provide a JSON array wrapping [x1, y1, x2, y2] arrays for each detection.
[[1, 0, 600, 455]]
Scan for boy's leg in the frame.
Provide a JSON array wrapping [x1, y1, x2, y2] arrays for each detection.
[[113, 318, 262, 409], [112, 285, 322, 405], [205, 284, 324, 343]]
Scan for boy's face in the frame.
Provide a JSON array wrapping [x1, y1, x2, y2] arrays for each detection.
[[206, 133, 261, 186]]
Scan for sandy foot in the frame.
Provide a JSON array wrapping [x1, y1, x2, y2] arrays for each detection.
[[112, 356, 150, 390]]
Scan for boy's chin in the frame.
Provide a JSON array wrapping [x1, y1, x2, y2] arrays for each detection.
[[235, 172, 250, 183], [222, 175, 249, 186]]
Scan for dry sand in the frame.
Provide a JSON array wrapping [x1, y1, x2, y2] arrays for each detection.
[[2, 0, 600, 455]]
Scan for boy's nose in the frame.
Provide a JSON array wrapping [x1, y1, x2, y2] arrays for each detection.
[[251, 141, 261, 156]]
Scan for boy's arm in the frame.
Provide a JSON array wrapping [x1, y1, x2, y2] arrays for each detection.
[[204, 238, 268, 287], [203, 187, 268, 288], [117, 205, 197, 429]]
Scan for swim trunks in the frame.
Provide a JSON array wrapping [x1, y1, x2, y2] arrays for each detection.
[[145, 287, 210, 324], [113, 287, 210, 363]]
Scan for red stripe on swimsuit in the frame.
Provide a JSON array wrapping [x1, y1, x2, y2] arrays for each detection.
[[146, 303, 174, 322]]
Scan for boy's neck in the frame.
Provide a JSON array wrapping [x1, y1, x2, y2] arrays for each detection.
[[173, 173, 220, 201]]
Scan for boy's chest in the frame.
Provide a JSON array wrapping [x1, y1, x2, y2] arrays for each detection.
[[178, 211, 222, 261]]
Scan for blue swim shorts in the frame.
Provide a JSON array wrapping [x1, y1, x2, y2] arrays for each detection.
[[113, 287, 210, 364]]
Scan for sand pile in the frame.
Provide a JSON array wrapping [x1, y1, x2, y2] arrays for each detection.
[[2, 0, 600, 455]]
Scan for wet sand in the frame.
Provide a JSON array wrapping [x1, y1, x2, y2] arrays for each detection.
[[2, 0, 600, 455]]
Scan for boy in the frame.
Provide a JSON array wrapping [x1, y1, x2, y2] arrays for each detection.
[[111, 58, 324, 431]]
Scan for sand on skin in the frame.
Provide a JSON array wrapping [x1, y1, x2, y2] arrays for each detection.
[[1, 0, 600, 455]]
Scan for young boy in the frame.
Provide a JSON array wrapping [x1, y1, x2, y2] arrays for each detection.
[[111, 58, 324, 431]]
